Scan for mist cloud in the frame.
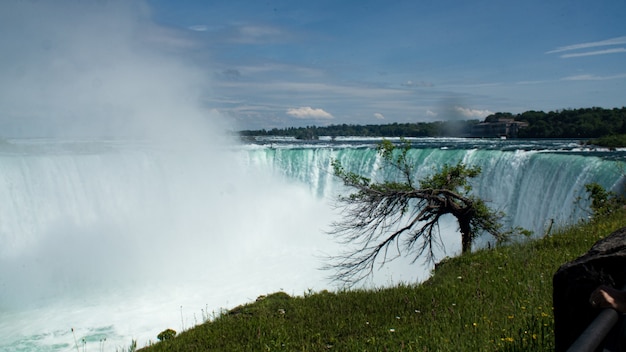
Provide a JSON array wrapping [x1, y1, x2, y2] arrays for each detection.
[[0, 0, 220, 140], [454, 106, 493, 119]]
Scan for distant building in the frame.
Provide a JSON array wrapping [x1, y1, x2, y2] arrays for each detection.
[[470, 118, 529, 138]]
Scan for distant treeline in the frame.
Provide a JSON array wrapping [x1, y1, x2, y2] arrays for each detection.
[[239, 107, 626, 140], [495, 107, 626, 138], [240, 120, 478, 139]]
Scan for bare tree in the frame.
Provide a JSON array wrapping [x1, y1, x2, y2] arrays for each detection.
[[327, 139, 506, 285]]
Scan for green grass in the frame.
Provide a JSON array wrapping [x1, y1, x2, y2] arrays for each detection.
[[139, 212, 626, 351]]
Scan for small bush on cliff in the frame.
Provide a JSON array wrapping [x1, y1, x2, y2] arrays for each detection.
[[157, 329, 176, 341], [582, 182, 626, 219]]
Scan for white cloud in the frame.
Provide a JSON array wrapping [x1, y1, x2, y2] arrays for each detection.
[[188, 25, 208, 32], [217, 80, 410, 101], [546, 36, 626, 54], [562, 73, 626, 81], [401, 80, 434, 88], [374, 112, 385, 120], [234, 24, 287, 44], [516, 79, 549, 85], [454, 107, 493, 118], [560, 48, 626, 58], [286, 107, 333, 119], [546, 36, 626, 58], [426, 110, 438, 117]]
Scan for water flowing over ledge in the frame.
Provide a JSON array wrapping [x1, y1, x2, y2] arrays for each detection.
[[241, 137, 624, 237], [0, 137, 623, 351]]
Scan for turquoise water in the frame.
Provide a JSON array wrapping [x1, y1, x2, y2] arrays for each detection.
[[242, 137, 624, 236], [0, 137, 623, 351]]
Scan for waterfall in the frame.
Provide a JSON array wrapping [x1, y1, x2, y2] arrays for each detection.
[[0, 139, 339, 350], [242, 143, 624, 237], [1, 138, 623, 351]]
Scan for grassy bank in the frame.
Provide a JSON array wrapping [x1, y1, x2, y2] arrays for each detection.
[[138, 212, 626, 351]]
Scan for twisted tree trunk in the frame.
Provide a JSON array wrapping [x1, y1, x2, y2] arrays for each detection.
[[458, 214, 473, 254]]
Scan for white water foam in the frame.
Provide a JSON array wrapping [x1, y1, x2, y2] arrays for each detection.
[[0, 140, 441, 351]]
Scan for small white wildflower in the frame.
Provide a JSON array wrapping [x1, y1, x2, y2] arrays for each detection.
[[389, 328, 396, 333]]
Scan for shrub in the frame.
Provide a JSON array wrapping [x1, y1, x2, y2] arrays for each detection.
[[157, 328, 176, 341], [584, 182, 626, 219]]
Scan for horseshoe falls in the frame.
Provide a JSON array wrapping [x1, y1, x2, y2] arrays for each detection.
[[243, 138, 624, 238], [0, 137, 624, 351], [0, 139, 337, 351]]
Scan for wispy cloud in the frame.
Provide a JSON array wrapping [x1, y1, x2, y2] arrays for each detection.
[[454, 107, 493, 118], [188, 25, 208, 32], [233, 24, 289, 44], [560, 48, 626, 58], [515, 79, 549, 85], [547, 36, 626, 58], [286, 107, 333, 119], [401, 80, 434, 88], [547, 36, 626, 53], [218, 80, 409, 100], [222, 63, 324, 77], [562, 73, 626, 81], [373, 112, 385, 120]]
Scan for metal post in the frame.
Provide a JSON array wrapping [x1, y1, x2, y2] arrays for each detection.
[[567, 308, 620, 351], [567, 283, 626, 352]]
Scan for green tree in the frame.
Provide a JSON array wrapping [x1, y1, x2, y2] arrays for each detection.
[[328, 139, 506, 284], [582, 182, 626, 219], [157, 329, 177, 341]]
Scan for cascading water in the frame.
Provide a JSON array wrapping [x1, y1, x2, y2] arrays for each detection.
[[467, 149, 621, 233], [0, 137, 623, 351], [242, 138, 625, 238], [0, 139, 340, 351], [2, 1, 625, 350]]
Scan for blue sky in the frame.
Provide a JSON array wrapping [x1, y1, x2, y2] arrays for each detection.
[[1, 1, 625, 135], [145, 0, 626, 130]]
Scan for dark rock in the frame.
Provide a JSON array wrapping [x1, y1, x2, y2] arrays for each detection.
[[553, 226, 626, 351]]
